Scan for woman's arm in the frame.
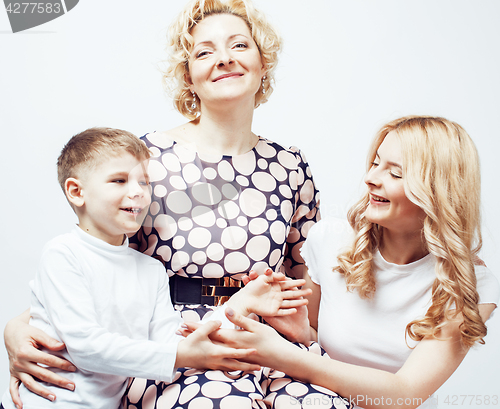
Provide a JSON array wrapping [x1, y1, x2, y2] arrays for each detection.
[[216, 304, 495, 409], [4, 309, 76, 406]]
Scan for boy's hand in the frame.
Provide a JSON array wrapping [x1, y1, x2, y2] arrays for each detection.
[[174, 321, 260, 372]]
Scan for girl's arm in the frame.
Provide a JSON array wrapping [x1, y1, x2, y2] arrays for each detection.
[[4, 309, 76, 406], [216, 304, 495, 409]]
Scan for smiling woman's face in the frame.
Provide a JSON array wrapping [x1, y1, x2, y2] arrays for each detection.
[[187, 13, 265, 109], [364, 131, 425, 234]]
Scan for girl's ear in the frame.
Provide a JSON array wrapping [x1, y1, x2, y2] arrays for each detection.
[[65, 178, 85, 208]]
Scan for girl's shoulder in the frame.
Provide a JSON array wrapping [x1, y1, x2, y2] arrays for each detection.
[[301, 217, 354, 280], [307, 217, 354, 251]]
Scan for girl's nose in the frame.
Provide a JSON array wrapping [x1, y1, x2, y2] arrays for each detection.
[[364, 166, 381, 187]]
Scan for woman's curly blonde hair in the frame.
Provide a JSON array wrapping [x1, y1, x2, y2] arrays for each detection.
[[163, 0, 282, 120], [336, 115, 486, 348]]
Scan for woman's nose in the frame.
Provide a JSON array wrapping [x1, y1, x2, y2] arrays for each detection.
[[216, 50, 234, 68], [364, 167, 381, 187]]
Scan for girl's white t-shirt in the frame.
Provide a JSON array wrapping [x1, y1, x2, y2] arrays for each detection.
[[301, 217, 500, 408]]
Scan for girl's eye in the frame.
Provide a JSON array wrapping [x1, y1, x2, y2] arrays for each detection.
[[390, 172, 402, 179]]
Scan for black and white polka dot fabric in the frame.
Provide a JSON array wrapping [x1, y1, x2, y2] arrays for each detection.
[[126, 134, 351, 408]]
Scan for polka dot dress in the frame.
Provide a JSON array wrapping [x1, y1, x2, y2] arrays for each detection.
[[126, 133, 350, 408], [130, 133, 320, 320]]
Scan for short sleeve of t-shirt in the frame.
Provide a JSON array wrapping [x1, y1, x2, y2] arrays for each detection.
[[301, 217, 500, 310], [301, 217, 353, 286]]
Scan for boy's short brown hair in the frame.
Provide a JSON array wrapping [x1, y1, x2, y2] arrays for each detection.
[[57, 127, 151, 191]]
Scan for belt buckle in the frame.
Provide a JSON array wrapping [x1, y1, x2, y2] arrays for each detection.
[[202, 277, 241, 306]]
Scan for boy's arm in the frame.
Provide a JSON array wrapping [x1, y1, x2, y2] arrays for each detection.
[[36, 245, 182, 382], [41, 249, 260, 383]]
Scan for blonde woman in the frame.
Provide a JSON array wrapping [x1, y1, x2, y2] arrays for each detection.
[[4, 1, 351, 408], [208, 116, 500, 408]]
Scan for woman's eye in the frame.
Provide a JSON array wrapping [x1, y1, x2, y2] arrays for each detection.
[[234, 42, 248, 49], [371, 162, 379, 167], [112, 179, 126, 184], [390, 172, 402, 179], [196, 50, 210, 58]]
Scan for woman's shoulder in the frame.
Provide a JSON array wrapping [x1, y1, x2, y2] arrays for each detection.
[[308, 217, 353, 247], [141, 124, 193, 150], [302, 217, 354, 271], [257, 137, 310, 163]]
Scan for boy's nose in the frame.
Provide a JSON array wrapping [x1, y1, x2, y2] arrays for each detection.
[[128, 182, 144, 198]]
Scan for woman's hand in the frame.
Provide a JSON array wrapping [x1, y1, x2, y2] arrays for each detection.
[[4, 311, 76, 407], [239, 269, 315, 343], [227, 269, 311, 318], [174, 320, 261, 372]]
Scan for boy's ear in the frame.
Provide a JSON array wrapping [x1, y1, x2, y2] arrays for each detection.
[[65, 178, 85, 208]]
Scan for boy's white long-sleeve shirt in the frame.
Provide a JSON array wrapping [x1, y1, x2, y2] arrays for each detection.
[[2, 227, 184, 409]]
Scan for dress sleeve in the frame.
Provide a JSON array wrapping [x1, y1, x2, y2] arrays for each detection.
[[283, 148, 321, 278]]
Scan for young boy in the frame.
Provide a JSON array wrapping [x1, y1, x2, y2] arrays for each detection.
[[1, 127, 269, 409]]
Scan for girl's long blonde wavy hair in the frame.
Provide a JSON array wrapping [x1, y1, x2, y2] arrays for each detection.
[[336, 115, 486, 347], [163, 0, 282, 120]]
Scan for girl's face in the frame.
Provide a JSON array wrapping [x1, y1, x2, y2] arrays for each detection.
[[187, 13, 265, 110], [364, 131, 425, 234]]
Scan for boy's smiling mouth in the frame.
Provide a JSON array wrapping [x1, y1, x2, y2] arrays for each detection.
[[120, 207, 142, 215]]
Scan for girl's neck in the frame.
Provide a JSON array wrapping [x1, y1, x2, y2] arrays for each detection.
[[190, 99, 258, 156], [379, 228, 428, 265]]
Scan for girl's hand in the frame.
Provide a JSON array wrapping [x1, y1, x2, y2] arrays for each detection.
[[174, 320, 261, 372], [5, 312, 76, 407], [262, 302, 314, 344], [228, 270, 312, 318]]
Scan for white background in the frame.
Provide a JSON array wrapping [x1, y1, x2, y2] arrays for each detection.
[[1, 1, 499, 406]]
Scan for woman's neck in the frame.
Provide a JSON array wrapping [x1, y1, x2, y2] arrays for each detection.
[[379, 228, 428, 265], [189, 98, 258, 156]]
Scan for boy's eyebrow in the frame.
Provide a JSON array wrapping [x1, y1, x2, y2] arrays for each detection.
[[108, 172, 128, 178]]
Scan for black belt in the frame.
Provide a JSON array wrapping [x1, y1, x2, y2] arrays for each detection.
[[169, 275, 243, 306]]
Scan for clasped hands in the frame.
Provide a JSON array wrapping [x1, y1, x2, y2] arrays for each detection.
[[177, 270, 313, 366]]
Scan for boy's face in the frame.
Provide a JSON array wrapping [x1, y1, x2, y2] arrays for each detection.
[[77, 152, 151, 246]]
